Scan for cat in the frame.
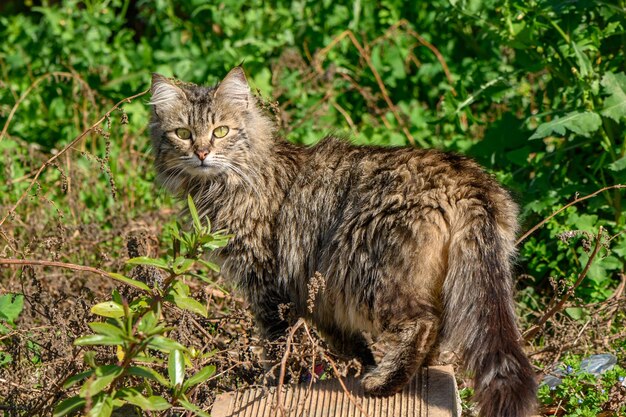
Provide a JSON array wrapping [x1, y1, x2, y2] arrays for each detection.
[[149, 67, 537, 417]]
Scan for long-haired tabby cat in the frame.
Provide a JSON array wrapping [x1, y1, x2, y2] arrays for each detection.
[[149, 67, 537, 417]]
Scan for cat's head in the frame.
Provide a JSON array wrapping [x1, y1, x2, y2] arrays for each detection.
[[149, 67, 274, 193]]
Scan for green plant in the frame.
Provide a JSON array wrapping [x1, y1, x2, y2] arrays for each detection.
[[53, 196, 231, 417], [538, 355, 626, 416], [0, 293, 24, 366]]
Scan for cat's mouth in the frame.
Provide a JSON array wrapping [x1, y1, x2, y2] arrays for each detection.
[[189, 161, 222, 176]]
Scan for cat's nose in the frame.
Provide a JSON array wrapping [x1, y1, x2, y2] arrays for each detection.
[[195, 150, 209, 161]]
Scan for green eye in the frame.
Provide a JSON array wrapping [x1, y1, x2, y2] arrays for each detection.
[[213, 126, 229, 138], [176, 128, 191, 140]]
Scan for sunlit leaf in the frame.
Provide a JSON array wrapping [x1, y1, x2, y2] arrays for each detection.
[[168, 349, 185, 388], [107, 272, 151, 292], [529, 111, 601, 139], [147, 335, 186, 353], [127, 256, 169, 270], [91, 301, 125, 318], [601, 72, 626, 122], [184, 365, 216, 389], [116, 388, 172, 410], [127, 366, 170, 386]]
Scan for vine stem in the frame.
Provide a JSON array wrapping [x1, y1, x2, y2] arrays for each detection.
[[0, 89, 149, 229], [516, 184, 626, 246]]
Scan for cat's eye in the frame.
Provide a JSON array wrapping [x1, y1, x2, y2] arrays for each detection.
[[176, 128, 192, 140], [213, 126, 229, 138]]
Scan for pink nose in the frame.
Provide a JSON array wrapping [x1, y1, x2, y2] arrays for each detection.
[[196, 150, 209, 161]]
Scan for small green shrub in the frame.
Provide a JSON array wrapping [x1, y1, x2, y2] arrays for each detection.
[[53, 196, 230, 417]]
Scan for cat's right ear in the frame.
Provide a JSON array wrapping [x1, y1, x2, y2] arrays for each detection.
[[149, 73, 185, 112], [215, 67, 250, 104]]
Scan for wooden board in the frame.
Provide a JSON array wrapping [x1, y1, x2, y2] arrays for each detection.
[[212, 365, 461, 417]]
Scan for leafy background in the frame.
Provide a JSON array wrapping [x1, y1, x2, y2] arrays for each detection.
[[0, 0, 625, 415]]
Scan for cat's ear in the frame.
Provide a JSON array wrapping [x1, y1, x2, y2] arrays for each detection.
[[215, 67, 250, 103], [149, 73, 185, 110]]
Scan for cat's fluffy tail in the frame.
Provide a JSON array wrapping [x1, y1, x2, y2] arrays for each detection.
[[441, 205, 537, 417]]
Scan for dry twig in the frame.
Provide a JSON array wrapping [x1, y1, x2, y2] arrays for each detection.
[[0, 89, 149, 229], [524, 227, 606, 341], [516, 184, 626, 246]]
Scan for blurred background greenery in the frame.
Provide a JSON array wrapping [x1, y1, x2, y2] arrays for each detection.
[[1, 1, 625, 415]]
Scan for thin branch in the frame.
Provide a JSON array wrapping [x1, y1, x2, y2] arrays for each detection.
[[523, 227, 605, 341], [516, 184, 626, 246], [0, 258, 125, 282], [275, 318, 306, 417], [323, 353, 371, 417], [0, 71, 91, 143], [372, 19, 457, 95], [313, 30, 416, 146], [0, 89, 149, 229]]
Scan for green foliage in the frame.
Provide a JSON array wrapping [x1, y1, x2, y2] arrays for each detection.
[[53, 197, 224, 416], [538, 355, 626, 416], [1, 0, 625, 414], [0, 293, 24, 366]]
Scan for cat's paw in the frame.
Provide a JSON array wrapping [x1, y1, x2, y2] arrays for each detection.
[[361, 369, 403, 397]]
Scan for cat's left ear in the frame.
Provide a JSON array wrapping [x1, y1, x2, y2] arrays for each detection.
[[215, 67, 250, 103]]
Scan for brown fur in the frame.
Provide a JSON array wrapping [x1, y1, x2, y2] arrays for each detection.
[[149, 67, 537, 417]]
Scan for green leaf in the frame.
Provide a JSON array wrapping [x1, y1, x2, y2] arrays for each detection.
[[572, 42, 592, 78], [168, 349, 185, 388], [607, 155, 626, 172], [127, 366, 170, 386], [184, 365, 216, 389], [91, 301, 125, 318], [178, 397, 212, 417], [88, 322, 127, 340], [75, 334, 124, 346], [565, 307, 584, 320], [0, 351, 13, 366], [173, 257, 195, 274], [168, 294, 208, 317], [53, 396, 86, 417], [137, 310, 158, 334], [0, 293, 24, 324], [63, 369, 95, 389], [601, 72, 626, 122], [83, 351, 97, 368], [197, 258, 220, 272], [188, 194, 202, 231], [87, 394, 113, 417], [530, 111, 601, 139], [107, 272, 151, 292], [127, 256, 169, 270], [116, 388, 172, 411], [80, 365, 123, 398], [147, 335, 186, 353]]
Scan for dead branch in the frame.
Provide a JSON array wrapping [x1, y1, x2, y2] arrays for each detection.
[[0, 258, 130, 285], [0, 71, 92, 143], [0, 89, 149, 229], [313, 30, 416, 146], [516, 184, 626, 246], [275, 318, 306, 417], [524, 227, 606, 341], [324, 353, 371, 417]]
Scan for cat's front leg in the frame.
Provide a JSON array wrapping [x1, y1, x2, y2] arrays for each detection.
[[316, 322, 376, 368], [246, 284, 292, 380]]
